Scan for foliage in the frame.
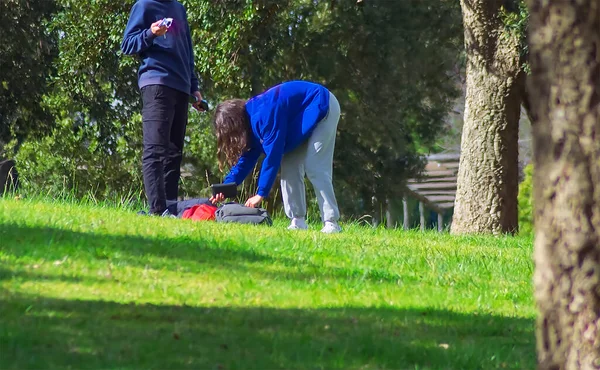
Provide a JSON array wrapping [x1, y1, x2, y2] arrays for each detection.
[[13, 0, 462, 218], [310, 1, 462, 213], [1, 198, 536, 368], [517, 164, 533, 234], [15, 107, 144, 200], [0, 0, 58, 155], [499, 0, 530, 73]]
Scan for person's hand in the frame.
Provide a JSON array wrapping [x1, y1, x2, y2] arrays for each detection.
[[151, 20, 168, 36], [244, 195, 263, 208], [209, 193, 225, 204], [192, 91, 205, 111]]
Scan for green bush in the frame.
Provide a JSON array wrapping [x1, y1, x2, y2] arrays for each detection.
[[518, 164, 534, 234], [15, 116, 144, 201]]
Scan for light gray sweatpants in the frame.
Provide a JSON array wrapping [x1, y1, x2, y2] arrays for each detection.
[[280, 92, 341, 223]]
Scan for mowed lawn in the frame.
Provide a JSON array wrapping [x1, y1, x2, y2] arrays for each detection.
[[0, 198, 536, 370]]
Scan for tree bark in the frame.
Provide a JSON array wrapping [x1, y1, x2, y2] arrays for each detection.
[[451, 0, 523, 234], [526, 0, 600, 368]]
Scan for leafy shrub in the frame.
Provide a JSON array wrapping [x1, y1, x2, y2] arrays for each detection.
[[15, 117, 144, 201]]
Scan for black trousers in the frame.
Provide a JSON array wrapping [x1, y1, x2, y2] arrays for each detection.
[[141, 85, 189, 214]]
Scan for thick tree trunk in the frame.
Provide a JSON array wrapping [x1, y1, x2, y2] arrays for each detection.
[[451, 0, 523, 234], [527, 0, 600, 368]]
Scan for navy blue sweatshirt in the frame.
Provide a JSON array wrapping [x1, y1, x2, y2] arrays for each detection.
[[121, 0, 199, 95], [224, 81, 330, 197]]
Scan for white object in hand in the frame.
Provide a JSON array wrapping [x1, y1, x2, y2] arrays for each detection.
[[160, 18, 173, 38], [160, 17, 173, 28]]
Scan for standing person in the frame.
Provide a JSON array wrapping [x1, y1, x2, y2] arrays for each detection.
[[210, 81, 342, 233], [121, 0, 205, 216]]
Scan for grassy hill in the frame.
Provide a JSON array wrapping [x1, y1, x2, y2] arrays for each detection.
[[0, 198, 536, 369]]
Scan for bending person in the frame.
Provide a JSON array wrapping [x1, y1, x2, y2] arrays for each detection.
[[210, 80, 341, 233]]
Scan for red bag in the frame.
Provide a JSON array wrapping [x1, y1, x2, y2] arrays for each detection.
[[181, 204, 218, 221]]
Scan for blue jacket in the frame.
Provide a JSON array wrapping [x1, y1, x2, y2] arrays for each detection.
[[224, 81, 331, 197], [121, 0, 199, 95]]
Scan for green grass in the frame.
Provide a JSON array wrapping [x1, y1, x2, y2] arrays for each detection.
[[0, 197, 536, 370]]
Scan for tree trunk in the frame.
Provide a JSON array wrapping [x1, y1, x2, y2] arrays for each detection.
[[527, 0, 600, 368], [451, 0, 523, 234], [385, 198, 397, 229], [403, 197, 410, 230], [371, 195, 383, 227], [419, 202, 426, 231]]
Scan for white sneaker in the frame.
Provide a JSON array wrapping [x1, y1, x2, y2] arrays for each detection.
[[287, 218, 308, 230], [321, 221, 341, 234]]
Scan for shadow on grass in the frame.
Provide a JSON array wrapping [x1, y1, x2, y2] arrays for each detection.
[[0, 291, 535, 370], [0, 223, 421, 285], [0, 222, 273, 269], [0, 223, 525, 288], [0, 223, 536, 369], [0, 266, 95, 283]]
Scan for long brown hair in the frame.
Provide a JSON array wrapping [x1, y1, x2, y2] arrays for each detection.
[[213, 99, 251, 171]]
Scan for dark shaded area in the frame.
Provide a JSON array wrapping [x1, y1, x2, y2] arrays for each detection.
[[0, 292, 535, 370], [0, 0, 58, 150], [0, 222, 276, 274], [0, 159, 19, 196]]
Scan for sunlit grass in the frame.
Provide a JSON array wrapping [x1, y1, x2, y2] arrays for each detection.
[[0, 198, 535, 369]]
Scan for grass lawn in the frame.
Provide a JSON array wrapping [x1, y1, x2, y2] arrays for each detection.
[[0, 198, 536, 370]]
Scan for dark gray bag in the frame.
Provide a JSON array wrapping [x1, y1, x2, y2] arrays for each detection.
[[215, 203, 273, 226]]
